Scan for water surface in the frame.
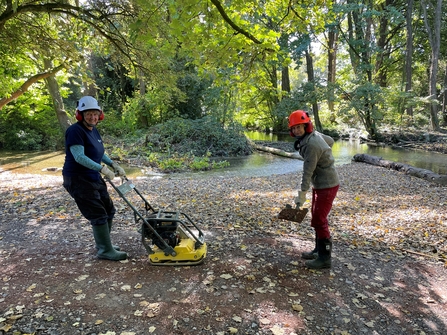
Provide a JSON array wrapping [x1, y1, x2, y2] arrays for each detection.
[[1, 134, 446, 178]]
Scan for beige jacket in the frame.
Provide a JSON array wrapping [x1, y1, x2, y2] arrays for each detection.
[[297, 131, 340, 191]]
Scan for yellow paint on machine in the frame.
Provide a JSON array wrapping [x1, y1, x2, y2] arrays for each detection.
[[149, 239, 207, 266]]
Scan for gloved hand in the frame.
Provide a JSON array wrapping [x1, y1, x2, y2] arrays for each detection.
[[100, 165, 115, 180], [111, 162, 126, 177], [294, 190, 307, 208]]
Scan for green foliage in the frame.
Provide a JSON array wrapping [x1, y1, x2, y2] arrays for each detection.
[[171, 58, 212, 120], [2, 129, 43, 151], [92, 55, 136, 112], [0, 91, 64, 150], [102, 116, 246, 173], [1, 0, 446, 144], [269, 96, 303, 131], [146, 116, 252, 157], [99, 107, 136, 137]]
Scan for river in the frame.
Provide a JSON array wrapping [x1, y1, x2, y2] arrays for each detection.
[[1, 131, 447, 178]]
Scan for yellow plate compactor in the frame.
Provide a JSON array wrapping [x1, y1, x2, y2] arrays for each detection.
[[108, 178, 207, 266]]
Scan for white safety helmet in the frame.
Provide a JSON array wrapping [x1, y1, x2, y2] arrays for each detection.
[[75, 96, 104, 121], [77, 96, 101, 111]]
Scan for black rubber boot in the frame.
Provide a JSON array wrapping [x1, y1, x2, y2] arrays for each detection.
[[95, 219, 120, 251], [305, 238, 332, 269], [92, 224, 127, 261], [301, 236, 318, 259]]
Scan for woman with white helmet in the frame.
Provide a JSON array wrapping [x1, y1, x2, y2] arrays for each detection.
[[62, 96, 127, 261], [289, 110, 339, 269]]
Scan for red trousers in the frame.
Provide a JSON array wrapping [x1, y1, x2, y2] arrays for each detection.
[[311, 185, 339, 239]]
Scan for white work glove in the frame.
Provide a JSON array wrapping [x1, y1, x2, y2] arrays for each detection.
[[294, 190, 307, 208], [100, 165, 115, 180], [111, 162, 126, 177]]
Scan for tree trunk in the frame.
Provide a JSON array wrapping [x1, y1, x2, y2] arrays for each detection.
[[281, 66, 290, 93], [327, 29, 338, 123], [83, 55, 97, 96], [44, 59, 71, 132], [305, 48, 321, 131], [254, 144, 303, 160], [138, 69, 149, 127], [353, 153, 447, 185], [375, 0, 391, 88], [442, 59, 447, 125], [404, 0, 414, 117], [421, 0, 442, 130]]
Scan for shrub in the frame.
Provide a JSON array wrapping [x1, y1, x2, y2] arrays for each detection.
[[3, 129, 43, 151], [146, 116, 252, 157]]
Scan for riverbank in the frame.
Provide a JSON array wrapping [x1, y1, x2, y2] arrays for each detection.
[[1, 161, 447, 334], [253, 129, 447, 155]]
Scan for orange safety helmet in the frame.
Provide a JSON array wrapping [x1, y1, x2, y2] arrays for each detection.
[[288, 110, 314, 136]]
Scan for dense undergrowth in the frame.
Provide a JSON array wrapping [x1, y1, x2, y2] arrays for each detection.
[[104, 116, 253, 173], [102, 119, 447, 173]]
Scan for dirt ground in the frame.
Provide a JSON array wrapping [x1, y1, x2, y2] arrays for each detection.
[[1, 151, 447, 334]]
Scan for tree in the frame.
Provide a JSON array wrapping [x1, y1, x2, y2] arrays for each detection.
[[325, 23, 339, 123], [403, 0, 414, 118], [0, 64, 66, 110], [0, 0, 139, 130], [421, 0, 442, 130]]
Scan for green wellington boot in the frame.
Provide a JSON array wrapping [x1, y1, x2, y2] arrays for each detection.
[[92, 224, 127, 261], [301, 236, 318, 260], [94, 219, 120, 251], [305, 238, 332, 269], [107, 219, 121, 251]]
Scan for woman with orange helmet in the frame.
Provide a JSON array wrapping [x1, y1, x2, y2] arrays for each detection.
[[288, 110, 339, 269]]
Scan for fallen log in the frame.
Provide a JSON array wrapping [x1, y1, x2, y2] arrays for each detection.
[[254, 144, 303, 160], [353, 153, 447, 185]]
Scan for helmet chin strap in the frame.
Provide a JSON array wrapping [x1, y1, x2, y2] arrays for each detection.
[[83, 120, 97, 128]]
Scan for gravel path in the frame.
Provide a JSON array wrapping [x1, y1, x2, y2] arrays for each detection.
[[1, 157, 447, 334]]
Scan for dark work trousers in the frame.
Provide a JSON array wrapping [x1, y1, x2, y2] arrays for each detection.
[[311, 185, 339, 240], [63, 175, 116, 226]]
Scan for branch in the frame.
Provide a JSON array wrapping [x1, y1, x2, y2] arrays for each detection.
[[0, 3, 76, 29], [209, 0, 275, 52], [0, 3, 136, 67], [0, 64, 66, 110]]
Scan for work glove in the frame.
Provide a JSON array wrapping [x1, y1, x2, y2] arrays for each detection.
[[294, 190, 307, 208], [111, 162, 126, 177], [100, 165, 115, 180]]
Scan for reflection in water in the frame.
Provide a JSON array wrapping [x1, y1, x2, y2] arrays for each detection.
[[0, 150, 66, 174], [1, 133, 447, 178], [246, 131, 447, 175]]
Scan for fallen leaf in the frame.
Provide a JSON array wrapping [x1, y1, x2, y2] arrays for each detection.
[[292, 304, 303, 312], [26, 283, 37, 292], [220, 274, 233, 279], [232, 316, 242, 322], [270, 324, 285, 335], [365, 321, 374, 328]]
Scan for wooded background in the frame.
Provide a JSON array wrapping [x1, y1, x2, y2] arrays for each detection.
[[1, 0, 446, 150]]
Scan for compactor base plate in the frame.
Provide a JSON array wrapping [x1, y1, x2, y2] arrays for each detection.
[[149, 239, 207, 266]]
